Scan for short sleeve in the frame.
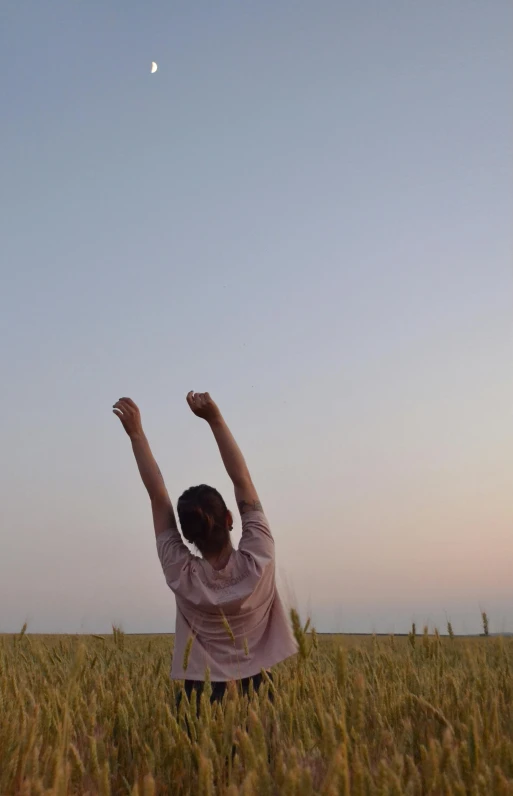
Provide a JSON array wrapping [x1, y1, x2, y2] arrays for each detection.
[[237, 510, 275, 574], [156, 527, 193, 593]]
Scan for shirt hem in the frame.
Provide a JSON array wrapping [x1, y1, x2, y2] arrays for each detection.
[[169, 648, 297, 682]]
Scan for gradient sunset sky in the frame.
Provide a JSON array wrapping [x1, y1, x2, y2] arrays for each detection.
[[1, 0, 512, 634]]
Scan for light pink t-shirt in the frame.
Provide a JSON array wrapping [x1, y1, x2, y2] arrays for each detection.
[[156, 510, 297, 681]]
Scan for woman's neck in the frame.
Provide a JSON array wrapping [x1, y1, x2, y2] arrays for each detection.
[[207, 542, 233, 571]]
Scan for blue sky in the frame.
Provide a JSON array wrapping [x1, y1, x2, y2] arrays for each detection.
[[1, 0, 512, 634]]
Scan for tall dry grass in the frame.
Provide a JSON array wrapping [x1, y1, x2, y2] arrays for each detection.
[[1, 622, 513, 794]]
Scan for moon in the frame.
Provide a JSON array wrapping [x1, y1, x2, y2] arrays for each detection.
[[151, 61, 158, 74]]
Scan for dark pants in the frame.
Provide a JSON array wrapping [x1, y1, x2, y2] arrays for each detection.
[[177, 673, 274, 756], [184, 671, 271, 704], [177, 671, 273, 713]]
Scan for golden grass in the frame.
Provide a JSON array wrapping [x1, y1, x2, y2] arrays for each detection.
[[1, 625, 513, 794]]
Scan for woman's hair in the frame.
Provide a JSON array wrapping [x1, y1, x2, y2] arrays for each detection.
[[177, 485, 231, 557]]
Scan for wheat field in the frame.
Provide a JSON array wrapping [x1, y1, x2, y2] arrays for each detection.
[[1, 621, 513, 795]]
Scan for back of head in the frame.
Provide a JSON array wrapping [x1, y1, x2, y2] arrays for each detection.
[[177, 485, 231, 558]]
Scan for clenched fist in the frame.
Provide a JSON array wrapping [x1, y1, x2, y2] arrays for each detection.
[[113, 397, 144, 439], [186, 391, 222, 424]]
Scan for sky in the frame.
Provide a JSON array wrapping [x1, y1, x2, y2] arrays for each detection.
[[1, 0, 512, 635]]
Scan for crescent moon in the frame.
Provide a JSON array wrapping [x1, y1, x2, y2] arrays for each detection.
[[151, 61, 158, 74]]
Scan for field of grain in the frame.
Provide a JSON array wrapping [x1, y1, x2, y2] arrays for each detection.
[[1, 623, 513, 795]]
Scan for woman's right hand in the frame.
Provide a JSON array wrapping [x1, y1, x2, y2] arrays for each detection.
[[186, 391, 222, 424], [113, 397, 144, 439]]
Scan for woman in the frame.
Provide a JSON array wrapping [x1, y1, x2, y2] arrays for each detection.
[[113, 392, 296, 702]]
